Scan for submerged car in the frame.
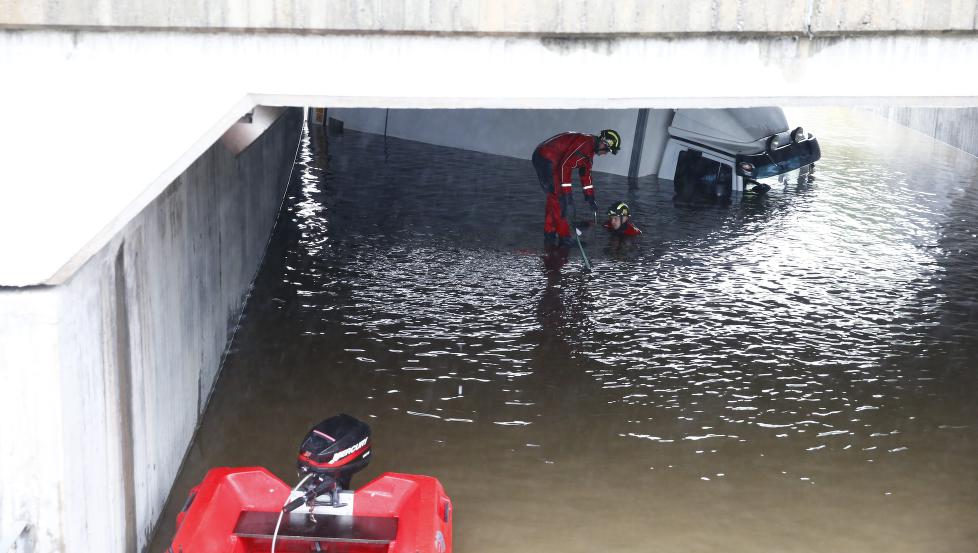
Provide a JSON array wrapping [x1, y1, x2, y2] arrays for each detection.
[[659, 107, 821, 202]]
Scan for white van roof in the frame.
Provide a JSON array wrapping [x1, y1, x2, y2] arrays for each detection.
[[669, 108, 789, 155]]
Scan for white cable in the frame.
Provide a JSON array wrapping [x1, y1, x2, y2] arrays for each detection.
[[271, 473, 313, 553]]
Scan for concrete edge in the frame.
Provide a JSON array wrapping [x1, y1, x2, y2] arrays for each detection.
[[255, 94, 978, 110], [2, 24, 978, 39], [44, 94, 258, 286]]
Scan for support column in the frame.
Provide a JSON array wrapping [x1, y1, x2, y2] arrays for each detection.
[[628, 108, 650, 181]]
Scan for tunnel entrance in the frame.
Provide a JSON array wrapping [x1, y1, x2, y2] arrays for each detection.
[[149, 107, 978, 553]]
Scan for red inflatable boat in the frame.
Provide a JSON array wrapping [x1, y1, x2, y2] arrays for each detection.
[[169, 415, 452, 553]]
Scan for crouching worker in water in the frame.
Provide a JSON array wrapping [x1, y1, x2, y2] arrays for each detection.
[[604, 201, 642, 236], [532, 129, 622, 246]]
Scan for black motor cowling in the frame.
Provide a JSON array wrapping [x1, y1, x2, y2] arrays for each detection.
[[297, 414, 371, 490]]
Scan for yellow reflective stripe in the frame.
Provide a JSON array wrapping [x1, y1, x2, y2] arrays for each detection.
[[560, 183, 572, 188]]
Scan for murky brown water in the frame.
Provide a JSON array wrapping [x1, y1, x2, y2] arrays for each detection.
[[150, 108, 978, 552]]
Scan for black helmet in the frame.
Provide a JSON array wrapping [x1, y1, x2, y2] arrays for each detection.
[[599, 129, 622, 155], [607, 201, 630, 218]]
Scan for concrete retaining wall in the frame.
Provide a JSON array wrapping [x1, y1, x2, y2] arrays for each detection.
[[327, 108, 673, 178], [0, 107, 302, 552], [0, 289, 61, 552], [868, 107, 978, 158]]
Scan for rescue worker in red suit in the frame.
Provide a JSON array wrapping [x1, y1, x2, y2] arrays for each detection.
[[604, 201, 642, 236], [532, 129, 622, 245]]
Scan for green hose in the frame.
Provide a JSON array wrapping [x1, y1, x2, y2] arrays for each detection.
[[569, 198, 592, 271], [573, 227, 592, 271]]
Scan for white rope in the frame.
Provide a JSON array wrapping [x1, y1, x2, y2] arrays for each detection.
[[271, 473, 312, 553]]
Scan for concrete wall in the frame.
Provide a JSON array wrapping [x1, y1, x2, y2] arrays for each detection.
[[0, 107, 302, 553], [0, 289, 61, 552], [3, 0, 977, 34], [328, 108, 673, 178], [868, 107, 978, 158]]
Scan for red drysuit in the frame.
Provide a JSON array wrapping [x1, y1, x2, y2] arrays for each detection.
[[532, 133, 598, 239], [603, 220, 642, 236]]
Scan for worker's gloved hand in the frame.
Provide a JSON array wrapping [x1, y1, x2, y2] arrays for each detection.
[[585, 195, 598, 219]]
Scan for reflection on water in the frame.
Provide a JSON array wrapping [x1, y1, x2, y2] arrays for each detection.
[[150, 108, 978, 552]]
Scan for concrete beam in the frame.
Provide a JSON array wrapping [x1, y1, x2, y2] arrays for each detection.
[[2, 0, 977, 35], [811, 0, 978, 33]]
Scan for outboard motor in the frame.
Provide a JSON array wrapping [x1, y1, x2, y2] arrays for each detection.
[[284, 414, 372, 513]]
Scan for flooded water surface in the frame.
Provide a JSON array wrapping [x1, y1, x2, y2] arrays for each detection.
[[151, 109, 978, 552]]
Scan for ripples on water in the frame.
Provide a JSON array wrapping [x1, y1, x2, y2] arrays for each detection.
[[152, 108, 978, 552], [288, 110, 975, 446]]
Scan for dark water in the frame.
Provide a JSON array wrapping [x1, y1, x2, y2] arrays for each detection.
[[150, 108, 978, 552]]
